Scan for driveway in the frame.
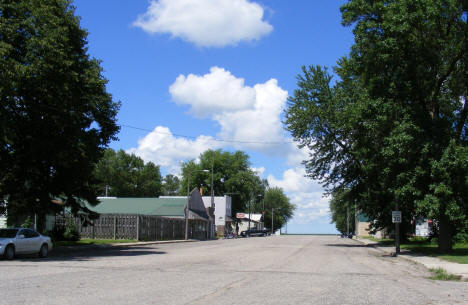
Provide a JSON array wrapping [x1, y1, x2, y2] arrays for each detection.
[[1, 235, 466, 304]]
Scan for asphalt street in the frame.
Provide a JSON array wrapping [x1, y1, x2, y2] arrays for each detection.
[[1, 235, 467, 305]]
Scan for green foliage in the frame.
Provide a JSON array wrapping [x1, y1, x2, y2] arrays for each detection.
[[63, 217, 80, 241], [94, 149, 163, 197], [429, 268, 462, 281], [180, 149, 266, 216], [162, 174, 181, 196], [0, 0, 120, 228], [21, 216, 33, 229], [285, 0, 468, 251], [260, 187, 295, 232], [329, 188, 355, 234]]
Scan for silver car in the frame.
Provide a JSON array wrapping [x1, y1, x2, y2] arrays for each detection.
[[0, 228, 53, 259]]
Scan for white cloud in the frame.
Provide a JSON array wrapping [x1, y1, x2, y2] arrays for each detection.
[[169, 67, 289, 154], [133, 0, 273, 47], [267, 167, 330, 225], [169, 67, 256, 117], [127, 126, 221, 174]]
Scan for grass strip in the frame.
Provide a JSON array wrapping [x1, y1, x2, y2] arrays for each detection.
[[428, 268, 462, 281]]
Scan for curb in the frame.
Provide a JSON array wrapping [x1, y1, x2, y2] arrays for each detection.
[[353, 237, 468, 280]]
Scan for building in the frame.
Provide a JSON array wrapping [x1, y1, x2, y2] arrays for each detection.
[[201, 195, 232, 237], [234, 213, 263, 235]]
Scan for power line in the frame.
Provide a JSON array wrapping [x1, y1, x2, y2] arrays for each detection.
[[119, 124, 295, 145]]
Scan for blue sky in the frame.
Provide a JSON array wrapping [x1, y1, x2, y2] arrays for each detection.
[[73, 0, 354, 234]]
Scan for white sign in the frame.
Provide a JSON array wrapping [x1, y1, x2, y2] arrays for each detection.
[[392, 211, 402, 223], [236, 213, 245, 218]]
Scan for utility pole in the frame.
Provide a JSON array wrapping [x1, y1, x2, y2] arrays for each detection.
[[347, 206, 349, 236], [395, 202, 400, 254], [271, 208, 274, 235]]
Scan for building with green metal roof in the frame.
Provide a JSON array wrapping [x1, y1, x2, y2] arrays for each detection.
[[91, 197, 187, 217]]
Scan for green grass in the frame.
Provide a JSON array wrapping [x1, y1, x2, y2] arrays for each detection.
[[365, 236, 468, 264], [428, 268, 463, 281], [55, 238, 137, 247]]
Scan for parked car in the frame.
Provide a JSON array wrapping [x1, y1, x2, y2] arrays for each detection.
[[240, 228, 269, 237], [0, 228, 53, 259]]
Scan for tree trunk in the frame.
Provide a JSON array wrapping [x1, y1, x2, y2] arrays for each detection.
[[438, 215, 452, 252]]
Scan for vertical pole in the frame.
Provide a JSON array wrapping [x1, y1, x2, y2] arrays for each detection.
[[271, 208, 274, 235], [347, 206, 349, 236], [185, 173, 190, 240], [136, 215, 140, 241], [248, 199, 251, 231], [113, 216, 117, 240], [395, 203, 400, 254]]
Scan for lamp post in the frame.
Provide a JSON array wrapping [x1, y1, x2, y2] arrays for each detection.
[[271, 208, 275, 235], [185, 169, 209, 240]]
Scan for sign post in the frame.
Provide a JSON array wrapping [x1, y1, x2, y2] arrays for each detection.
[[392, 210, 402, 255]]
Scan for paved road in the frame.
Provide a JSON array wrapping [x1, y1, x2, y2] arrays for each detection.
[[1, 235, 467, 305]]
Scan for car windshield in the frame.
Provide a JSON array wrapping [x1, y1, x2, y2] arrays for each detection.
[[0, 228, 19, 238]]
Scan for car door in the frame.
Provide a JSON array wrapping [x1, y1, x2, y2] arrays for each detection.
[[15, 229, 30, 253], [25, 229, 42, 253]]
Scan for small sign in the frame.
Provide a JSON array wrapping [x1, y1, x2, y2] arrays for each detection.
[[236, 213, 245, 218], [392, 211, 402, 223]]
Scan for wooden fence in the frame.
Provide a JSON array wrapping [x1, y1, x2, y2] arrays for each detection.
[[55, 214, 208, 241]]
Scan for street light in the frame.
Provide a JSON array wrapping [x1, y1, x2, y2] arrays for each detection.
[[185, 169, 209, 240]]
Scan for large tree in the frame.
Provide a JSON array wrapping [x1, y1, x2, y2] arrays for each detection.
[[258, 187, 295, 232], [285, 0, 467, 250], [180, 149, 265, 217], [0, 0, 120, 229], [94, 149, 162, 197]]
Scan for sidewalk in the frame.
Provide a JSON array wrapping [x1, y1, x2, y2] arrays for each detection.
[[355, 237, 468, 280]]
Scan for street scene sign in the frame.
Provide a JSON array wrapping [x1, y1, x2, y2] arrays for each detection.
[[392, 211, 402, 223]]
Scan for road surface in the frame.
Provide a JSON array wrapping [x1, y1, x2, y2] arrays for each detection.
[[1, 235, 466, 304]]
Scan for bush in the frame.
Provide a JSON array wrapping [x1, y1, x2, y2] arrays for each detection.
[[48, 225, 65, 242], [63, 218, 80, 241], [21, 216, 33, 228]]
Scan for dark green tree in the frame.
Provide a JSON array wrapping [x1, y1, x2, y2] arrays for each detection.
[[94, 149, 162, 197], [285, 0, 468, 251], [180, 149, 265, 216], [0, 0, 120, 230], [261, 187, 295, 232], [329, 188, 356, 235], [162, 174, 181, 196]]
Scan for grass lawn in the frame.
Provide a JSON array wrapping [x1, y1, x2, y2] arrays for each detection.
[[55, 238, 137, 247], [362, 236, 468, 264]]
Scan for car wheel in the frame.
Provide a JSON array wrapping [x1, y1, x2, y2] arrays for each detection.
[[4, 244, 15, 260], [39, 244, 48, 258]]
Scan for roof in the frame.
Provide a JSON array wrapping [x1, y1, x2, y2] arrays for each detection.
[[90, 197, 187, 217], [358, 213, 370, 222]]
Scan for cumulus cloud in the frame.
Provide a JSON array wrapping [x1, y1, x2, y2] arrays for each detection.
[[127, 126, 221, 174], [169, 67, 256, 117], [268, 167, 330, 224], [133, 0, 273, 47], [169, 67, 289, 154]]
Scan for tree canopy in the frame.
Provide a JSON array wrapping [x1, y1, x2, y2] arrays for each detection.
[[285, 0, 467, 250], [0, 0, 120, 229], [94, 149, 163, 197], [257, 187, 295, 232], [180, 149, 266, 217]]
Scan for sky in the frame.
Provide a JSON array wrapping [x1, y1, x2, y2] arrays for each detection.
[[73, 0, 354, 234]]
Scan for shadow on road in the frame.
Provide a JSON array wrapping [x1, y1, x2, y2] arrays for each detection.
[[6, 245, 166, 262], [324, 243, 373, 248]]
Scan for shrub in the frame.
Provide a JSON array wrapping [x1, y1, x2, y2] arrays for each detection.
[[21, 216, 33, 228], [63, 218, 80, 241]]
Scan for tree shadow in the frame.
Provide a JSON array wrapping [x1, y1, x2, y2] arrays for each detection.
[[324, 243, 373, 248], [5, 245, 166, 262]]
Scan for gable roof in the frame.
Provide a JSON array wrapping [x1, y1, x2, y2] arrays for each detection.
[[90, 197, 187, 217]]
